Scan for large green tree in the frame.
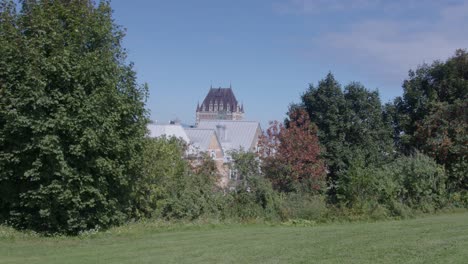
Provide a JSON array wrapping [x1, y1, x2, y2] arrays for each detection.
[[392, 49, 467, 191], [0, 0, 148, 234], [300, 73, 393, 199]]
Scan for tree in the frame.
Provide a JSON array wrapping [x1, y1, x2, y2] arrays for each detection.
[[0, 0, 148, 234], [300, 73, 348, 190], [414, 101, 467, 191], [393, 49, 468, 191], [260, 109, 326, 193], [299, 73, 393, 199], [343, 82, 394, 166]]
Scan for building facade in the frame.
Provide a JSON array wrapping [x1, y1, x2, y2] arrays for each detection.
[[196, 86, 244, 125]]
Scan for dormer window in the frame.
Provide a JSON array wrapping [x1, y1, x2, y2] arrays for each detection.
[[227, 104, 230, 112]]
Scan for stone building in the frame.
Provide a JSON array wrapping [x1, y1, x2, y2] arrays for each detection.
[[195, 86, 244, 125]]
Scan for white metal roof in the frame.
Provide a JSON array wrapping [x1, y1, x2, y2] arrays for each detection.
[[196, 120, 261, 153], [147, 124, 190, 143], [185, 128, 219, 151]]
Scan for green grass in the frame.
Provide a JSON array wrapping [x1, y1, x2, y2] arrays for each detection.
[[1, 212, 468, 264]]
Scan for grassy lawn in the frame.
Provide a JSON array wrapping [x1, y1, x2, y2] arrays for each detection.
[[1, 212, 468, 264]]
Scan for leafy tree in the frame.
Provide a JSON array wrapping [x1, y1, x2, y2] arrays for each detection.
[[228, 149, 260, 188], [0, 0, 148, 234], [161, 153, 222, 220], [301, 73, 348, 183], [343, 82, 394, 165], [393, 49, 467, 191], [414, 101, 467, 191], [133, 137, 187, 219], [260, 109, 326, 193], [300, 73, 393, 199]]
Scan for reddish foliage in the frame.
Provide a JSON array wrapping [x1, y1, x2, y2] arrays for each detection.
[[414, 101, 467, 164], [259, 109, 326, 192]]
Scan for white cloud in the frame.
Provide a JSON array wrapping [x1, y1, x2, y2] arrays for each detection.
[[276, 0, 468, 81]]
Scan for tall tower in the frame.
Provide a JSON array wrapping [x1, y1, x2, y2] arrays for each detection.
[[196, 86, 244, 125]]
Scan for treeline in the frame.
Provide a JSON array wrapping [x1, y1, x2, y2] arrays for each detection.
[[126, 50, 468, 230], [259, 50, 467, 217], [0, 0, 466, 235]]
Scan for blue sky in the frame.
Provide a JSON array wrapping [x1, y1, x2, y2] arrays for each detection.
[[111, 0, 468, 127]]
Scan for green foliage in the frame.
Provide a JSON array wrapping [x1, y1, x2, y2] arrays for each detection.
[[414, 101, 467, 191], [0, 0, 148, 234], [391, 49, 467, 191], [299, 73, 394, 199], [132, 137, 187, 219], [229, 149, 260, 183], [161, 154, 224, 220], [278, 193, 329, 222], [337, 153, 448, 215], [225, 150, 280, 220], [386, 153, 448, 211], [136, 137, 225, 221], [301, 73, 348, 181], [226, 175, 280, 220]]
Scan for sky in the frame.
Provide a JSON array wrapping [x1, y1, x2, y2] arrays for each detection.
[[110, 0, 468, 128]]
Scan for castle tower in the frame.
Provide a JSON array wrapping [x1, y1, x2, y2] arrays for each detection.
[[196, 86, 244, 125]]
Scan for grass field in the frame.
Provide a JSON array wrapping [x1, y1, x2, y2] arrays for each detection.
[[1, 212, 468, 264]]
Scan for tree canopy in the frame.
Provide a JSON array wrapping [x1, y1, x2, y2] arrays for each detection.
[[299, 73, 393, 198], [392, 49, 468, 191], [0, 0, 148, 234]]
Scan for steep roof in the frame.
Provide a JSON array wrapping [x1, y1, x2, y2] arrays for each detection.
[[196, 120, 261, 153], [198, 87, 241, 112], [147, 124, 190, 143]]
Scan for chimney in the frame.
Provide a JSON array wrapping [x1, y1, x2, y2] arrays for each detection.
[[216, 124, 227, 142]]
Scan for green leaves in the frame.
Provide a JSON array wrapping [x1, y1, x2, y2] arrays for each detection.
[[392, 49, 468, 191], [0, 0, 148, 234], [299, 73, 394, 199]]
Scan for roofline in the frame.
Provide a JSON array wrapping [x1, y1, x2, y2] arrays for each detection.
[[197, 120, 260, 123], [184, 128, 217, 131]]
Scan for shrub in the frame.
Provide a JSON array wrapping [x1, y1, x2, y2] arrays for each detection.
[[225, 176, 280, 221], [279, 193, 329, 222], [386, 153, 448, 211], [132, 137, 187, 219], [337, 152, 448, 216]]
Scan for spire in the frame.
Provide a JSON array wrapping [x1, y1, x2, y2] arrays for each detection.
[[196, 101, 200, 112]]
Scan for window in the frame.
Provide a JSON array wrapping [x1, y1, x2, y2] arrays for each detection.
[[229, 169, 238, 180]]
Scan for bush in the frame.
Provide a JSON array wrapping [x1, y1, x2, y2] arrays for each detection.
[[225, 176, 280, 221], [337, 152, 448, 217], [385, 152, 448, 211], [132, 137, 187, 219], [279, 193, 329, 222]]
